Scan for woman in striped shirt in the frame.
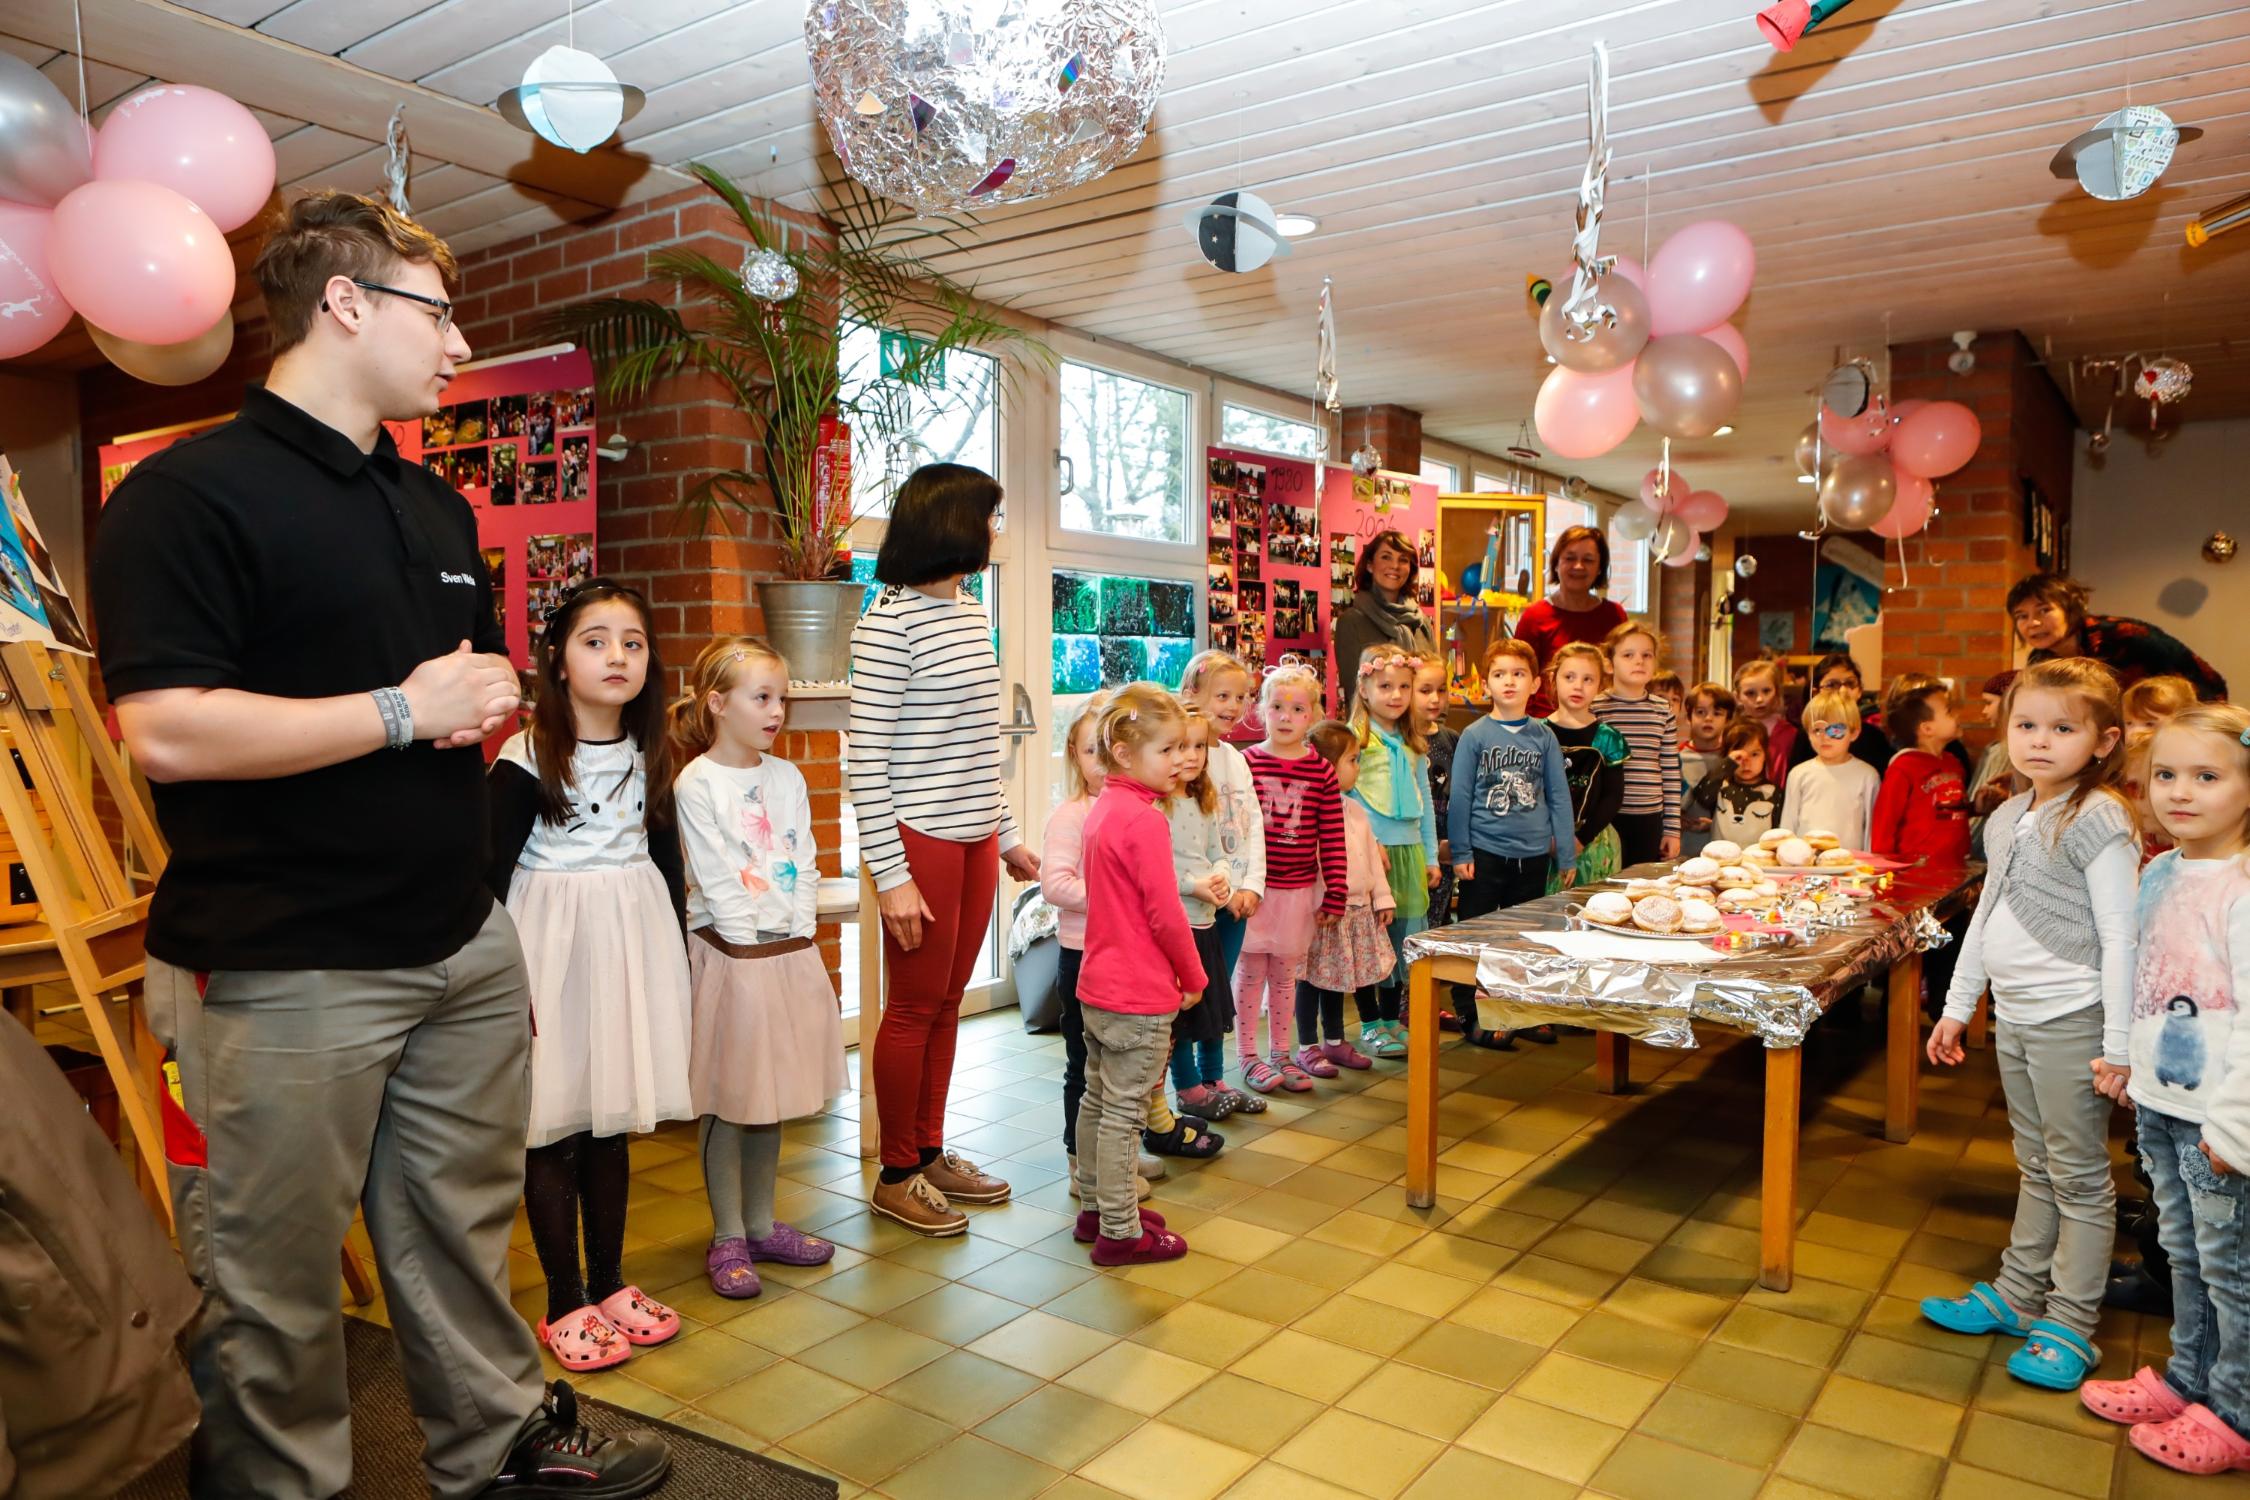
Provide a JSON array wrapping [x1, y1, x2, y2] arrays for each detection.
[[848, 464, 1041, 1238], [1592, 621, 1682, 868]]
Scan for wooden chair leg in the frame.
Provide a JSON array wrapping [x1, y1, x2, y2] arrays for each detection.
[[341, 1247, 376, 1307], [1595, 1032, 1629, 1095]]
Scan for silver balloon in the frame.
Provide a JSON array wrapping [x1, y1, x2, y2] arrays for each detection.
[[1734, 553, 1758, 578], [1650, 514, 1694, 560], [741, 246, 799, 302], [1539, 273, 1649, 373], [1818, 452, 1898, 530], [1611, 503, 1657, 542], [805, 0, 1166, 217], [0, 53, 93, 208], [1793, 421, 1822, 477], [1735, 595, 1756, 615], [90, 308, 235, 387], [1631, 333, 1742, 440]]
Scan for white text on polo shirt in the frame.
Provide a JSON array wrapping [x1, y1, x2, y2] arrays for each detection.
[[438, 571, 475, 585]]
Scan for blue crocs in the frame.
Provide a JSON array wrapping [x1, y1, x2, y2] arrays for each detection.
[[1920, 1281, 2032, 1337], [2007, 1320, 2099, 1390]]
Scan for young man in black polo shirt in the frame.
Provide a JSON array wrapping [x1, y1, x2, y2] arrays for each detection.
[[91, 192, 667, 1500]]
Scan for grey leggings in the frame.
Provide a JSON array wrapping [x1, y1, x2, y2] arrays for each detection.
[[700, 1116, 783, 1243]]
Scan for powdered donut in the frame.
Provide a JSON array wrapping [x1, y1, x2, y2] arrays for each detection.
[[1631, 895, 1683, 933], [1583, 892, 1634, 926], [1776, 837, 1815, 868]]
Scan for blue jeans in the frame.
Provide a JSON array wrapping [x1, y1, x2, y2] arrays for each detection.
[[2140, 1104, 2250, 1435]]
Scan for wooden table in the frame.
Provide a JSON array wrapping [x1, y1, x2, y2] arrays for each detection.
[[1402, 861, 1982, 1291]]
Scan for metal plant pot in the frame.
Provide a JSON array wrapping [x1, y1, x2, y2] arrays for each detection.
[[759, 578, 863, 684]]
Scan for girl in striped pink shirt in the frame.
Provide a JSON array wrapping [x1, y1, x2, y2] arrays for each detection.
[[1235, 659, 1347, 1093]]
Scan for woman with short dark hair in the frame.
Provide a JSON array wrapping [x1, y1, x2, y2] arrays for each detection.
[[1512, 523, 1629, 715], [1332, 529, 1438, 714], [848, 463, 1041, 1238], [2006, 572, 2226, 699], [1786, 650, 1893, 773]]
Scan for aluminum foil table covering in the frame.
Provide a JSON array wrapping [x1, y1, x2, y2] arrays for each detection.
[[1401, 860, 1983, 1051]]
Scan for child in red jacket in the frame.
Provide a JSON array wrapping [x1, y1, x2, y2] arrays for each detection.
[[1077, 683, 1206, 1266], [1872, 682, 1970, 863]]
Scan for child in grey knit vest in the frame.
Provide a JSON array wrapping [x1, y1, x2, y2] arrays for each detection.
[[1920, 659, 2139, 1394]]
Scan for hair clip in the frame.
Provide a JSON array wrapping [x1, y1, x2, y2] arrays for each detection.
[[2240, 727, 2250, 749], [1127, 710, 1139, 721]]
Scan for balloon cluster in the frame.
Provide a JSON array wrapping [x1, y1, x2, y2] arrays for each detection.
[[0, 58, 274, 385], [1613, 464, 1728, 568], [1532, 220, 1755, 460], [1797, 396, 1980, 539]]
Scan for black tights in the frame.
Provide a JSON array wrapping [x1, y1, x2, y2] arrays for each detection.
[[524, 1130, 630, 1324], [1294, 981, 1347, 1046]]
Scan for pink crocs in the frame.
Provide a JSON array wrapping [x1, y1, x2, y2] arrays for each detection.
[[536, 1306, 630, 1372], [2129, 1403, 2250, 1475], [594, 1286, 680, 1347], [2081, 1367, 2188, 1427]]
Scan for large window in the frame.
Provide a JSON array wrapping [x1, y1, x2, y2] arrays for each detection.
[[1418, 457, 1460, 491], [1058, 361, 1192, 545], [1473, 472, 1510, 493], [1220, 404, 1321, 459], [837, 322, 1000, 516]]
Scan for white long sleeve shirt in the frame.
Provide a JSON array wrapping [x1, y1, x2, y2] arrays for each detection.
[[1207, 739, 1268, 899], [1944, 835, 2140, 1064], [846, 584, 1021, 892], [1778, 755, 1881, 851], [2127, 852, 2250, 1168], [676, 755, 820, 943]]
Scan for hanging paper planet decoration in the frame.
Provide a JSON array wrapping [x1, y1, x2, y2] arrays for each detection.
[[805, 0, 1165, 216], [2138, 356, 2193, 425], [1184, 190, 1292, 273], [2204, 532, 2238, 565], [496, 45, 645, 153], [2049, 105, 2201, 202], [741, 246, 799, 303], [1350, 442, 1382, 479]]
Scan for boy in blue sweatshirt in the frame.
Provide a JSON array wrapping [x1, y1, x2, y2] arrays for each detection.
[[1446, 638, 1576, 1050]]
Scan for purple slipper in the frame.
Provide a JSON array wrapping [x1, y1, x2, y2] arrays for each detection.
[[706, 1237, 762, 1299], [744, 1221, 835, 1266]]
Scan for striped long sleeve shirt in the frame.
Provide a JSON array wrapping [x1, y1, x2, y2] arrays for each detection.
[[847, 584, 1021, 892], [1593, 691, 1684, 838], [1244, 746, 1348, 915]]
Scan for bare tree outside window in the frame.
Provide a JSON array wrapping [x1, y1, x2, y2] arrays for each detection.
[[1220, 404, 1321, 459], [1059, 362, 1190, 545], [838, 322, 1000, 515]]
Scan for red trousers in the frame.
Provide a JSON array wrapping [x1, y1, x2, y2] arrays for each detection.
[[874, 824, 1000, 1169]]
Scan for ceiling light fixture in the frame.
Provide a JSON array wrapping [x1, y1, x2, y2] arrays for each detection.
[[1713, 425, 1735, 436], [1795, 474, 1815, 485], [1274, 212, 1320, 238]]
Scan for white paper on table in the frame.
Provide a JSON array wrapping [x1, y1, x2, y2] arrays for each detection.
[[1518, 929, 1727, 965]]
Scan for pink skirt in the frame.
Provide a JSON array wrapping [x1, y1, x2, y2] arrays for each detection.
[[687, 932, 848, 1125], [1242, 883, 1320, 961], [1305, 901, 1396, 992]]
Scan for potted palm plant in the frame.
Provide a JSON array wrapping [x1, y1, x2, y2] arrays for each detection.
[[547, 163, 1043, 681]]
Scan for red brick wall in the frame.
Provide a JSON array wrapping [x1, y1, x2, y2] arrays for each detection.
[[1339, 403, 1423, 474], [1656, 556, 1707, 683], [1881, 331, 2070, 757], [76, 183, 853, 979]]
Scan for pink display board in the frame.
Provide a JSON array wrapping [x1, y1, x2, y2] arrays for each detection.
[[1315, 465, 1438, 710]]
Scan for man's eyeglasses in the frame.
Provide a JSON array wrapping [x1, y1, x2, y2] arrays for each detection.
[[323, 278, 454, 333]]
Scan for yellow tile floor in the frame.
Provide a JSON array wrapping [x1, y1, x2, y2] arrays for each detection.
[[45, 995, 2195, 1499]]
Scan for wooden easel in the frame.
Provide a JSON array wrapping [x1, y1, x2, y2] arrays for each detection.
[[0, 644, 377, 1304]]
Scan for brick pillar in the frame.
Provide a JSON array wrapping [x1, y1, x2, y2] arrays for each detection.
[[1880, 331, 2074, 756], [1338, 404, 1423, 475], [1657, 556, 1708, 682]]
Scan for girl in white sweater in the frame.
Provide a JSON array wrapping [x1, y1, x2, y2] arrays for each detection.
[[1175, 651, 1268, 1118]]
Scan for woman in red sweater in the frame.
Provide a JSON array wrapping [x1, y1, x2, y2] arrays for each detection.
[[1077, 683, 1204, 1266], [1512, 525, 1628, 716]]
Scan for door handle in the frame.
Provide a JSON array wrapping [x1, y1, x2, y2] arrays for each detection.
[[997, 681, 1040, 738]]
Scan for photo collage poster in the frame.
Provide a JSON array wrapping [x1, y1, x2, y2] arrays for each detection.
[[95, 348, 598, 676], [1315, 465, 1438, 712], [0, 455, 92, 655], [1205, 447, 1324, 729]]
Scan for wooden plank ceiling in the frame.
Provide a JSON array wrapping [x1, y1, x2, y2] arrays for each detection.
[[5, 0, 2246, 518]]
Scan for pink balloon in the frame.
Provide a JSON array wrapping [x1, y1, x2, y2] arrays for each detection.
[[1820, 399, 1891, 456], [1872, 468, 1934, 538], [1534, 363, 1639, 460], [1639, 466, 1687, 514], [95, 85, 277, 235], [1647, 220, 1756, 336], [0, 203, 72, 359], [1698, 322, 1749, 381], [1675, 489, 1729, 531], [50, 181, 235, 346], [1891, 400, 1982, 479], [1660, 529, 1702, 568], [1888, 398, 1927, 425]]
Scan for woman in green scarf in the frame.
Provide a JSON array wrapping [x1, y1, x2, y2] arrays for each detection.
[[1333, 530, 1439, 716]]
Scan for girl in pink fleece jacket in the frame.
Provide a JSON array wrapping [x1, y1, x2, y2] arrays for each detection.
[[1076, 684, 1205, 1265]]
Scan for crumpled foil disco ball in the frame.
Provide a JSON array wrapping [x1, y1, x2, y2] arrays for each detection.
[[805, 0, 1166, 217]]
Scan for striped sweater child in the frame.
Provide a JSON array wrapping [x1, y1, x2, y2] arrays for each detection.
[[1244, 747, 1347, 913], [1594, 689, 1683, 857]]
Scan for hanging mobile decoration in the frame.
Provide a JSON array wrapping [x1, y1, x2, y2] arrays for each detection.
[[741, 245, 800, 304], [805, 0, 1166, 216], [2136, 356, 2192, 428], [496, 0, 646, 156], [382, 106, 412, 214], [1553, 42, 1618, 348], [1315, 277, 1340, 413], [2050, 105, 2201, 202], [2203, 532, 2237, 565]]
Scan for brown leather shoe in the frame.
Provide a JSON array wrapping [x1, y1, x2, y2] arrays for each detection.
[[869, 1173, 967, 1237], [920, 1148, 1012, 1205]]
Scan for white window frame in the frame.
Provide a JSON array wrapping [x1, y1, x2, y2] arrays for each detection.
[[1218, 400, 1324, 461], [1045, 334, 1207, 573]]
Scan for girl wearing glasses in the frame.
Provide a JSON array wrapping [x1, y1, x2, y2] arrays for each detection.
[[1779, 687, 1882, 851]]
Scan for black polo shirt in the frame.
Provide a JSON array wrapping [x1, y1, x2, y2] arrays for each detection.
[[91, 386, 509, 972]]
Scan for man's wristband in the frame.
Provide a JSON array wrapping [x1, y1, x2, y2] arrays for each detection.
[[372, 686, 414, 750]]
